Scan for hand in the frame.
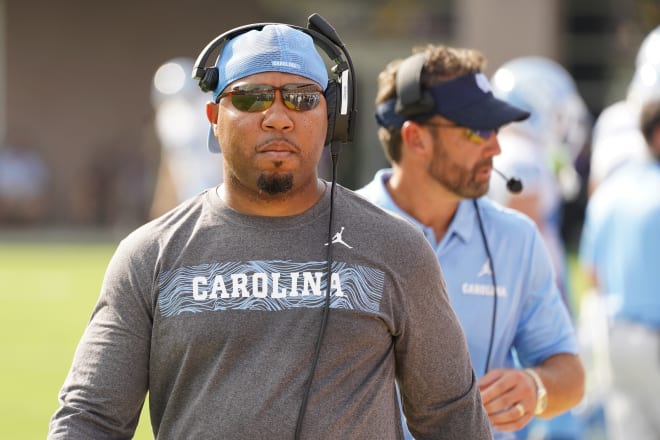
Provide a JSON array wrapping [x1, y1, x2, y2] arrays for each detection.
[[477, 368, 536, 432]]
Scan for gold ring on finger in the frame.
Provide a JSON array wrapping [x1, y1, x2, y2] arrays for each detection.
[[514, 403, 525, 418]]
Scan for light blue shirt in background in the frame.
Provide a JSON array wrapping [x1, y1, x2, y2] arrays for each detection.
[[580, 159, 660, 328]]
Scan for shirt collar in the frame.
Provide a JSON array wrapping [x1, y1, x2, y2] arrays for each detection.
[[451, 199, 478, 244], [370, 168, 479, 246]]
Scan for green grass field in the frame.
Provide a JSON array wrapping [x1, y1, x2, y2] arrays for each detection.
[[0, 239, 152, 439]]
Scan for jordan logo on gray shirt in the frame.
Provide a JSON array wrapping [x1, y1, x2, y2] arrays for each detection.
[[326, 226, 353, 248]]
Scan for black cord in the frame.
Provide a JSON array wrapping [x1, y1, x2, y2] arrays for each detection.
[[473, 198, 498, 375], [294, 143, 341, 440]]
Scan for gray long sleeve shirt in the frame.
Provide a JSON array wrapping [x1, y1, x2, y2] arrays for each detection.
[[48, 183, 492, 439]]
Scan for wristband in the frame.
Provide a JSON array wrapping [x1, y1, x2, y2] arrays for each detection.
[[524, 368, 548, 415]]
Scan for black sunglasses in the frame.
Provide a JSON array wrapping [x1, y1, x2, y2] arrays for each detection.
[[216, 83, 323, 112]]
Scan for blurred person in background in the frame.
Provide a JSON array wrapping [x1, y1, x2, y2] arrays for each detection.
[[490, 57, 604, 440], [0, 142, 49, 225], [490, 56, 591, 307], [357, 44, 585, 440], [149, 57, 224, 218], [579, 97, 660, 440], [578, 30, 660, 440], [588, 25, 660, 194]]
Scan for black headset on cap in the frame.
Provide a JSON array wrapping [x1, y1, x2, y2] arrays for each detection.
[[395, 52, 524, 194], [192, 13, 357, 151], [395, 52, 436, 116]]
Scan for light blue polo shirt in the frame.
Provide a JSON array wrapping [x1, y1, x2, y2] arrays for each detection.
[[580, 159, 660, 328], [358, 169, 577, 440], [358, 169, 577, 374]]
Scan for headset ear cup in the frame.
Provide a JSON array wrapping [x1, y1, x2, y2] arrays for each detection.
[[324, 80, 339, 146], [395, 52, 435, 116], [199, 68, 219, 93]]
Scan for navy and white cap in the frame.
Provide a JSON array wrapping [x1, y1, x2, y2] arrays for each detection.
[[376, 72, 530, 131], [208, 24, 328, 152]]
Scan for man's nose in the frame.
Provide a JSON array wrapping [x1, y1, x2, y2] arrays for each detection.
[[262, 90, 294, 132]]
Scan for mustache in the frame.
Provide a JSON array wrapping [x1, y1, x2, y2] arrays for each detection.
[[474, 158, 493, 171], [255, 138, 301, 153]]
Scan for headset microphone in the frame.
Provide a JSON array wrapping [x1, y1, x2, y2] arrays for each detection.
[[493, 168, 523, 194]]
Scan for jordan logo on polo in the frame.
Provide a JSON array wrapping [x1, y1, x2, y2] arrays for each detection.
[[477, 259, 492, 277]]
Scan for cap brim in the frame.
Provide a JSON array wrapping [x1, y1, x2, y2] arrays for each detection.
[[207, 125, 221, 153], [447, 95, 530, 131]]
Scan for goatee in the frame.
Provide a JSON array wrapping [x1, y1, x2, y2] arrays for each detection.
[[257, 174, 294, 195]]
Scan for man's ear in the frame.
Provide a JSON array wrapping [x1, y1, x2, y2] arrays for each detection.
[[401, 120, 432, 158], [206, 101, 219, 124]]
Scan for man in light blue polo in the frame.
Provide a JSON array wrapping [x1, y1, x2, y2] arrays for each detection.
[[357, 44, 585, 439]]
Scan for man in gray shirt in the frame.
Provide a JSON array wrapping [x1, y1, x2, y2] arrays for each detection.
[[48, 15, 491, 439]]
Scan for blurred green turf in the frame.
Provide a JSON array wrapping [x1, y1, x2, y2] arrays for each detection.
[[0, 240, 152, 439]]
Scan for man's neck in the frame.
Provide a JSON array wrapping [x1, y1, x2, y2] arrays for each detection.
[[386, 168, 461, 244]]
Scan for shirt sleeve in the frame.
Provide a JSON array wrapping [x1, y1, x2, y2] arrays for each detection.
[[48, 237, 155, 439], [514, 226, 578, 366], [392, 236, 493, 439]]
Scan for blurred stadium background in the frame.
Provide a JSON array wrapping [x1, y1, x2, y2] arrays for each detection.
[[1, 0, 659, 229]]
